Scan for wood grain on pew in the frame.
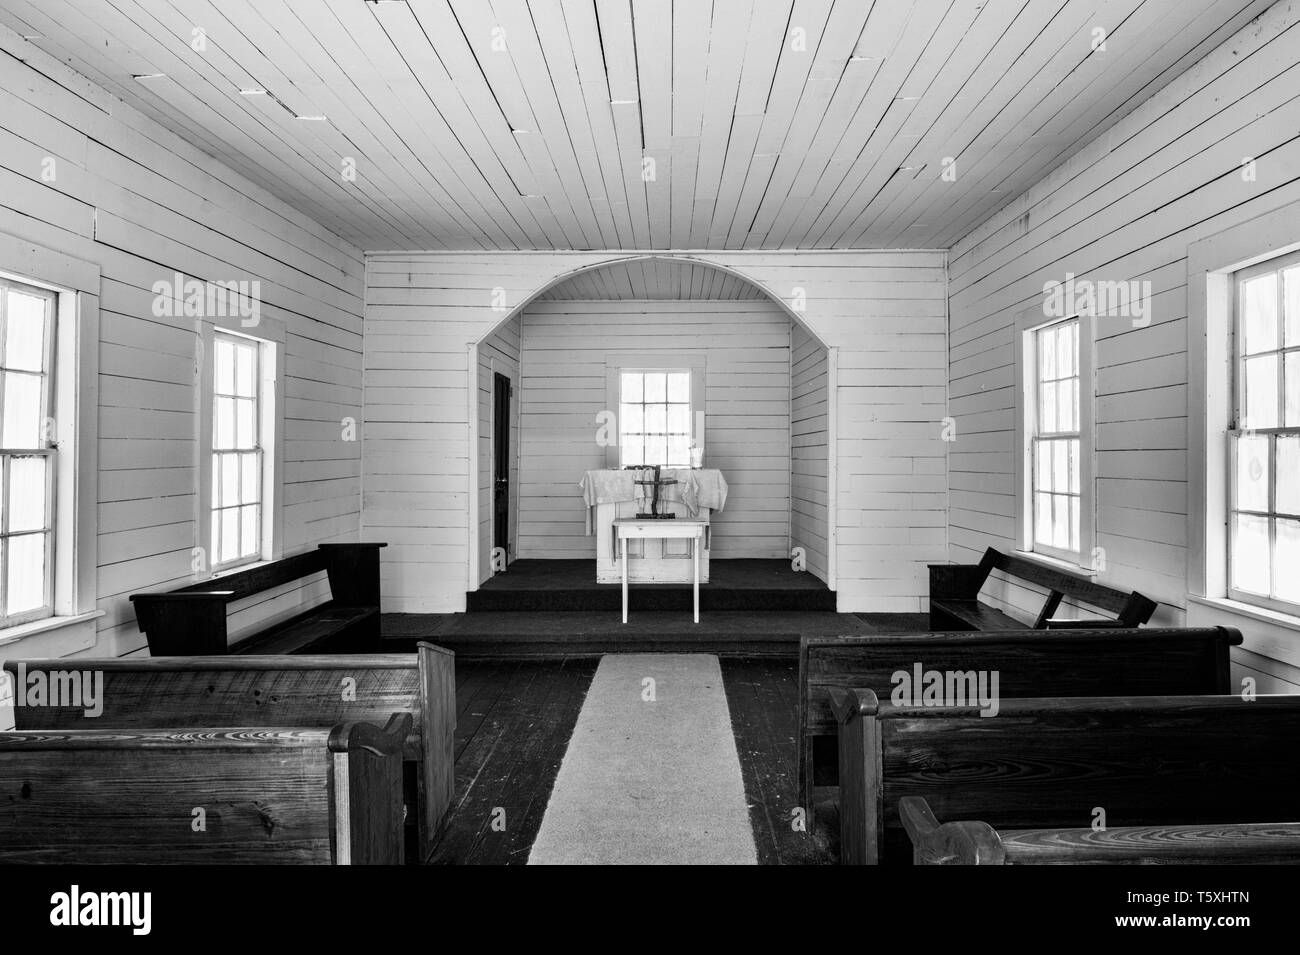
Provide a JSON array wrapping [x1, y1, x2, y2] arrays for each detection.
[[0, 714, 409, 864], [798, 626, 1241, 813], [830, 691, 1300, 865], [3, 643, 455, 863], [900, 797, 1300, 864]]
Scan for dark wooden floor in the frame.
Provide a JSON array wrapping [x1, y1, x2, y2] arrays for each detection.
[[428, 655, 835, 865]]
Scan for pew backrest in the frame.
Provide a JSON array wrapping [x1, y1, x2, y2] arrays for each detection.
[[831, 691, 1300, 865], [0, 714, 410, 864], [798, 626, 1242, 810], [899, 796, 1300, 864], [3, 642, 455, 862]]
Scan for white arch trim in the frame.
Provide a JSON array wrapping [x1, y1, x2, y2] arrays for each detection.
[[465, 252, 838, 594]]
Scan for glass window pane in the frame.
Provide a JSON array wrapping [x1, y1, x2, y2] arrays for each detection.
[[215, 339, 235, 394], [235, 344, 256, 397], [1236, 432, 1269, 512], [221, 454, 239, 506], [667, 372, 689, 403], [220, 508, 239, 563], [621, 403, 643, 434], [1070, 496, 1081, 552], [211, 511, 220, 561], [240, 504, 259, 558], [1052, 494, 1069, 549], [1057, 380, 1076, 433], [1240, 273, 1278, 355], [1068, 438, 1080, 494], [1034, 492, 1052, 546], [215, 397, 235, 449], [668, 435, 689, 467], [236, 398, 255, 448], [1040, 381, 1057, 434], [1242, 354, 1279, 430], [1285, 267, 1300, 348], [1278, 436, 1300, 516], [667, 404, 689, 433], [2, 373, 42, 448], [1054, 440, 1069, 493], [1232, 513, 1271, 595], [643, 435, 667, 466], [621, 373, 642, 403], [644, 404, 666, 433], [1038, 328, 1056, 381], [5, 291, 47, 372], [1034, 441, 1052, 493], [241, 453, 260, 504], [644, 373, 666, 403], [1056, 324, 1073, 379], [1276, 519, 1300, 603], [1286, 353, 1299, 428], [7, 456, 46, 532], [6, 533, 45, 613]]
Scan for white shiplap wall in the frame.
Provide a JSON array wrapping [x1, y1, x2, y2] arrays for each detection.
[[0, 29, 365, 663], [364, 251, 948, 612], [516, 299, 792, 560], [947, 2, 1300, 688], [791, 322, 830, 582]]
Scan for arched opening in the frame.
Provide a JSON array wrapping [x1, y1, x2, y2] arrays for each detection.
[[468, 254, 832, 598]]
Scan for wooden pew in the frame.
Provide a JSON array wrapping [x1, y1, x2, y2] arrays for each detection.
[[3, 642, 454, 863], [129, 542, 386, 655], [929, 547, 1157, 631], [798, 626, 1241, 813], [0, 714, 410, 864], [829, 691, 1300, 865], [900, 797, 1300, 864]]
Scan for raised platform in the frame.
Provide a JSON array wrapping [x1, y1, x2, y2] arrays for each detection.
[[466, 558, 836, 613]]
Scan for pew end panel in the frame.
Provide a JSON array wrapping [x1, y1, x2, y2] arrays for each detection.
[[417, 641, 457, 861], [328, 712, 411, 865], [828, 687, 882, 866]]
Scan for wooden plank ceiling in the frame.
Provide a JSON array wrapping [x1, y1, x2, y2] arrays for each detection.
[[0, 0, 1275, 251], [538, 259, 767, 299]]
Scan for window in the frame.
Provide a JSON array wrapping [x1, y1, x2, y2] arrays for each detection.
[[210, 332, 268, 569], [619, 370, 692, 468], [1027, 318, 1082, 559], [0, 278, 55, 626], [1228, 254, 1300, 612]]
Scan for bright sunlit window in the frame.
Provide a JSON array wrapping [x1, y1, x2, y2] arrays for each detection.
[[1028, 318, 1082, 559], [1229, 253, 1300, 612], [210, 332, 269, 569], [619, 370, 691, 468]]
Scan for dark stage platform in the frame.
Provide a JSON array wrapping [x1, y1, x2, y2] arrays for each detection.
[[382, 559, 926, 657], [466, 558, 837, 612]]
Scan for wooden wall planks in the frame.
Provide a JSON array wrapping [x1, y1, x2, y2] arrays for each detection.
[[791, 322, 829, 582], [363, 251, 948, 613], [516, 299, 793, 561], [0, 28, 365, 663], [946, 1, 1300, 688]]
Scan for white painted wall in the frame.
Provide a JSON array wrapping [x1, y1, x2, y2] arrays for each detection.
[[363, 250, 948, 612], [947, 1, 1300, 688], [516, 298, 792, 560], [791, 322, 830, 582], [0, 29, 365, 668]]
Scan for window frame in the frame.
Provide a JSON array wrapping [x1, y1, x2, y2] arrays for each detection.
[[197, 318, 285, 578], [617, 368, 694, 469], [0, 277, 58, 627], [1225, 250, 1300, 616], [1026, 318, 1083, 562], [603, 353, 706, 470], [1015, 306, 1097, 573]]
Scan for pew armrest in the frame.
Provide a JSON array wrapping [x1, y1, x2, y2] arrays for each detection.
[[899, 796, 1007, 865], [129, 592, 234, 655], [828, 687, 880, 723]]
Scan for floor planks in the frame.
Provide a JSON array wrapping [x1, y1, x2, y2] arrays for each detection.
[[428, 655, 836, 865]]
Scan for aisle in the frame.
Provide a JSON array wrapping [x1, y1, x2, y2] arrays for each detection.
[[528, 654, 758, 865]]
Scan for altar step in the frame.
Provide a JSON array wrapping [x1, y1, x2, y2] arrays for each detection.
[[467, 558, 836, 613]]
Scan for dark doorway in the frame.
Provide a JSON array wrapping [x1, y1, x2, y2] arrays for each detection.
[[493, 372, 512, 557]]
